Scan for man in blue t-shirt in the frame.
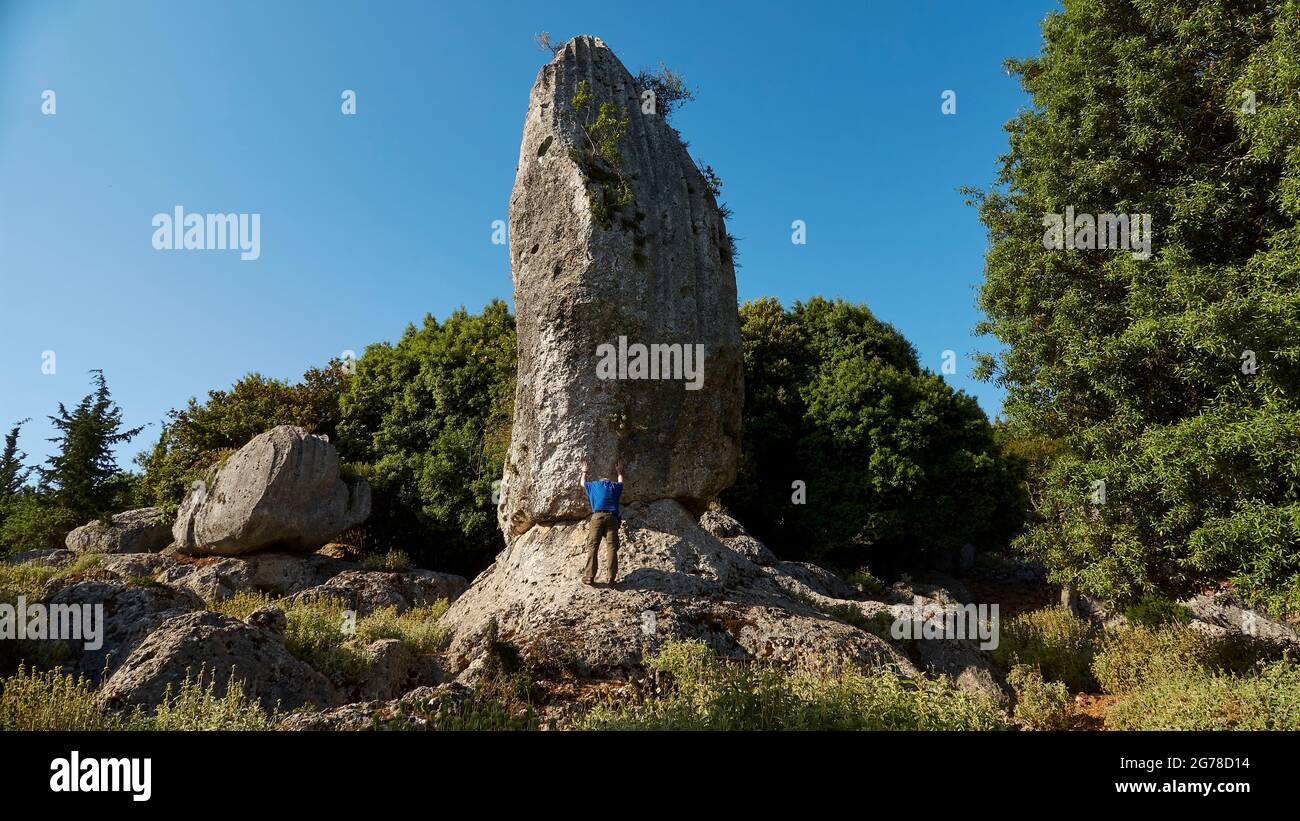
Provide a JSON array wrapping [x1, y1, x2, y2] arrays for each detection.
[[579, 456, 624, 587]]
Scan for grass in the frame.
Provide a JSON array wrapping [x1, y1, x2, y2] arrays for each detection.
[[0, 551, 105, 600], [1105, 658, 1300, 730], [356, 601, 451, 654], [575, 640, 1009, 731], [279, 595, 452, 680], [210, 589, 276, 620], [0, 663, 279, 730], [362, 549, 413, 573], [1090, 621, 1299, 729], [991, 606, 1095, 691], [282, 596, 371, 680]]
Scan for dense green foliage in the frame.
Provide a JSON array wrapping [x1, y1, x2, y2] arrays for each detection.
[[723, 297, 1025, 571], [973, 0, 1300, 615], [135, 361, 349, 516], [337, 301, 516, 575]]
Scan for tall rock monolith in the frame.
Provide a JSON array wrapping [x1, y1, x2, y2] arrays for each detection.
[[497, 34, 743, 540]]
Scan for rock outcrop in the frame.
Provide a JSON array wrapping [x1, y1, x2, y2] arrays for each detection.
[[443, 502, 916, 678], [287, 569, 469, 617], [172, 425, 371, 556], [498, 35, 743, 538], [42, 578, 204, 683], [65, 507, 171, 554], [99, 610, 339, 712]]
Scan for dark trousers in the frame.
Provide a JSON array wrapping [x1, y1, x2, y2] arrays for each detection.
[[582, 511, 620, 583]]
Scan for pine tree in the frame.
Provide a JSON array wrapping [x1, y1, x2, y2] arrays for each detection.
[[0, 419, 30, 503], [39, 371, 145, 521]]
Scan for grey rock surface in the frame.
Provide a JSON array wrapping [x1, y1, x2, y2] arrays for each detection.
[[287, 569, 469, 617], [443, 500, 915, 679], [65, 508, 171, 554], [498, 35, 742, 539], [99, 610, 339, 712], [4, 548, 76, 566], [42, 579, 203, 683], [155, 552, 353, 603], [172, 426, 371, 555]]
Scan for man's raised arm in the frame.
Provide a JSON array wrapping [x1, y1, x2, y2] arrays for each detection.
[[615, 457, 625, 485], [580, 457, 590, 489]]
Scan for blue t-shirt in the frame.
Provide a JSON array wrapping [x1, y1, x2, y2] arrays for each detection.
[[584, 480, 623, 513]]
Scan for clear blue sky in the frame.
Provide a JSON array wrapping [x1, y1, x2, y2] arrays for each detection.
[[0, 0, 1055, 469]]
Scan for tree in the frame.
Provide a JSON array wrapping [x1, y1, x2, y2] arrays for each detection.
[[0, 420, 30, 504], [136, 360, 351, 515], [723, 297, 1025, 573], [972, 0, 1300, 614], [533, 31, 563, 56], [634, 63, 696, 122], [338, 301, 516, 575], [39, 370, 144, 522]]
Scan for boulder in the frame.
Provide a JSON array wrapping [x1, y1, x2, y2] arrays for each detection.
[[287, 569, 469, 617], [698, 510, 776, 566], [97, 553, 175, 580], [1183, 593, 1300, 646], [42, 579, 203, 682], [156, 552, 353, 603], [99, 610, 339, 712], [172, 425, 371, 556], [279, 683, 485, 731], [4, 548, 76, 566], [497, 35, 743, 539], [65, 508, 170, 554], [245, 603, 287, 635]]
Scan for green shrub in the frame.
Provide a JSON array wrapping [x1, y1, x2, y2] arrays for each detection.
[[362, 549, 413, 573], [0, 664, 281, 731], [0, 551, 104, 600], [1007, 664, 1071, 730], [577, 640, 1008, 731], [1093, 622, 1291, 695], [1092, 623, 1210, 695], [722, 297, 1026, 568], [1106, 658, 1300, 730], [0, 664, 118, 730], [0, 493, 79, 556], [845, 569, 886, 597], [1122, 594, 1191, 627], [144, 669, 279, 730], [991, 607, 1095, 691]]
